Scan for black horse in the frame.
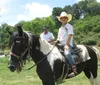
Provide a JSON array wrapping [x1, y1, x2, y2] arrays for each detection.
[[8, 27, 100, 85]]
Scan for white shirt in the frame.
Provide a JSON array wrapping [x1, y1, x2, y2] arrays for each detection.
[[57, 23, 74, 46], [40, 32, 55, 42]]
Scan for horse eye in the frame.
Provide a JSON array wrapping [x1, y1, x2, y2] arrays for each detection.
[[16, 41, 21, 43]]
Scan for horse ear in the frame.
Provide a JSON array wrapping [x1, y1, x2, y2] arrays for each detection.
[[17, 26, 23, 36]]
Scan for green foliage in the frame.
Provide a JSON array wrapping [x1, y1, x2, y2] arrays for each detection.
[[80, 38, 97, 45], [0, 23, 11, 49], [73, 15, 100, 45], [52, 7, 62, 28], [0, 0, 100, 49], [93, 25, 100, 32], [97, 41, 100, 46], [86, 2, 100, 15]]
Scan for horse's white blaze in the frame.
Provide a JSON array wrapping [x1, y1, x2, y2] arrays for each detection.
[[39, 39, 63, 70], [9, 56, 11, 61]]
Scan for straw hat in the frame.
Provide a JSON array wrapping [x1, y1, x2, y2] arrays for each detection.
[[57, 11, 72, 22]]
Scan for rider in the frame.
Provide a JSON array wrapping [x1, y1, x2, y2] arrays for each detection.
[[40, 26, 55, 44], [56, 11, 77, 77]]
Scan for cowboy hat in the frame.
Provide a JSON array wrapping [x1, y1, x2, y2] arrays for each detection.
[[57, 11, 72, 22]]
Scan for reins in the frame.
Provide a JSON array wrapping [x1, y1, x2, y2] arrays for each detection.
[[27, 43, 56, 70], [10, 45, 30, 60]]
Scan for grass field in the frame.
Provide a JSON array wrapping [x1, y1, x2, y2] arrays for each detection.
[[0, 47, 100, 85]]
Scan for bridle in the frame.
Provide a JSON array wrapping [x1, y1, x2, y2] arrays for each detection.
[[10, 33, 31, 64], [10, 45, 30, 61]]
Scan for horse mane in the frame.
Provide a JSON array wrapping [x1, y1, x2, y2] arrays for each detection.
[[39, 39, 54, 54], [31, 34, 40, 50]]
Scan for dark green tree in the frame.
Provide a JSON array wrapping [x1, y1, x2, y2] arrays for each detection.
[[52, 7, 62, 28]]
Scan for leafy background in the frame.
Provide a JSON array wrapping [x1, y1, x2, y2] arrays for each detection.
[[0, 0, 100, 51]]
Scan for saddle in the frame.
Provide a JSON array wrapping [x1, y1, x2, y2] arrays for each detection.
[[56, 43, 83, 64]]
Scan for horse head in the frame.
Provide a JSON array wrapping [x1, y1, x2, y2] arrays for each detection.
[[8, 26, 30, 73]]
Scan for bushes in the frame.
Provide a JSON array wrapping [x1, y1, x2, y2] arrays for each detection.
[[73, 15, 100, 45], [80, 38, 97, 45], [93, 25, 100, 32], [75, 36, 97, 45], [74, 32, 99, 45], [97, 41, 100, 46]]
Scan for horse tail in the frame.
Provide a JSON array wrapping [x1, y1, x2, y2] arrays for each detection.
[[91, 46, 100, 59]]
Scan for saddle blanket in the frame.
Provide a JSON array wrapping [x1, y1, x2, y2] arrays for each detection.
[[73, 45, 91, 64], [57, 44, 91, 64]]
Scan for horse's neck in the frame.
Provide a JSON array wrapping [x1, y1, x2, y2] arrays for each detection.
[[31, 38, 64, 70], [39, 39, 64, 71], [39, 39, 53, 54]]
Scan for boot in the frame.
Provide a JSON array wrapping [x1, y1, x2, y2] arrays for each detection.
[[68, 65, 77, 78], [72, 65, 77, 74]]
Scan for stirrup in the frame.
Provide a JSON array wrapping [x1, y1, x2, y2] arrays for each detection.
[[67, 72, 76, 78], [73, 70, 77, 75]]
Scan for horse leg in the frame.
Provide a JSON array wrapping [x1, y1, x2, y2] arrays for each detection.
[[90, 69, 100, 85], [83, 69, 94, 85], [84, 45, 99, 85], [42, 80, 56, 85], [88, 59, 100, 85], [83, 64, 99, 85]]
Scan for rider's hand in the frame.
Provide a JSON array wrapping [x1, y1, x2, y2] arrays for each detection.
[[54, 40, 59, 45], [64, 45, 69, 50]]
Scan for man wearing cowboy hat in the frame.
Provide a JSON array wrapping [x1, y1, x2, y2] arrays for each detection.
[[40, 26, 55, 43], [57, 11, 77, 77]]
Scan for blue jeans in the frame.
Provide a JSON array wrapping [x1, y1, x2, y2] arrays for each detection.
[[64, 45, 75, 65]]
